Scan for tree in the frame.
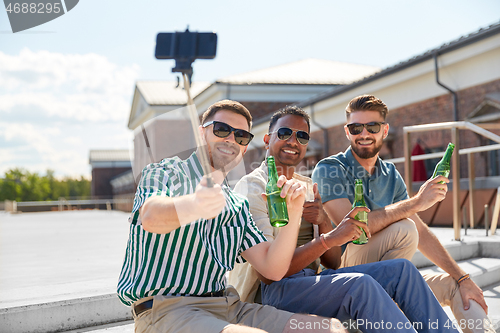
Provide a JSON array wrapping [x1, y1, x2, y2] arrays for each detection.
[[0, 169, 91, 202]]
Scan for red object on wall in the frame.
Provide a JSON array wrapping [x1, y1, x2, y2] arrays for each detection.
[[412, 143, 428, 181]]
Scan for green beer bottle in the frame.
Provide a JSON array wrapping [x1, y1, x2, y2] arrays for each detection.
[[432, 143, 455, 183], [266, 156, 289, 227], [352, 179, 368, 245]]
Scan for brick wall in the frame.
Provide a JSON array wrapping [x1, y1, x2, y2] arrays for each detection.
[[307, 78, 500, 179], [239, 101, 297, 173]]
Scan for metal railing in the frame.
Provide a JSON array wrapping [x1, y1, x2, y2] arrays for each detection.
[[388, 121, 500, 240], [3, 198, 134, 213]]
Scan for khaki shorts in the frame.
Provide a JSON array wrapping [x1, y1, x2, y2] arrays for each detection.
[[133, 286, 294, 333]]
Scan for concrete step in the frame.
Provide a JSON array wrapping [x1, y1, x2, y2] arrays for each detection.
[[0, 294, 131, 333], [483, 283, 500, 333], [440, 281, 500, 333], [61, 283, 500, 333], [17, 257, 499, 333], [419, 257, 500, 333], [418, 257, 500, 289], [411, 239, 500, 269], [60, 320, 134, 333], [412, 241, 480, 268]]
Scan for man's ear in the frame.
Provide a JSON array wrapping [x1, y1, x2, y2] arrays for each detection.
[[383, 123, 390, 139], [344, 125, 350, 140], [263, 134, 270, 149], [199, 125, 207, 143]]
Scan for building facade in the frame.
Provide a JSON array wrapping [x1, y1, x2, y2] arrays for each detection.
[[247, 22, 500, 227], [89, 150, 132, 199]]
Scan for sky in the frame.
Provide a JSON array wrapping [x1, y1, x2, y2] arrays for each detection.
[[0, 0, 499, 178]]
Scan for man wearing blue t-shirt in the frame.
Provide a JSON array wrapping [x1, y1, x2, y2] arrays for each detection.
[[312, 95, 492, 333]]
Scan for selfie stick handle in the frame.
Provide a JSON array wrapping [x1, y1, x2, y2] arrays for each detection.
[[182, 73, 214, 188]]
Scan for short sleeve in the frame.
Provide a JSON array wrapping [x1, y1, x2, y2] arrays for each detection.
[[234, 176, 275, 242], [129, 165, 171, 225], [312, 160, 349, 203], [235, 202, 268, 264], [393, 167, 410, 203]]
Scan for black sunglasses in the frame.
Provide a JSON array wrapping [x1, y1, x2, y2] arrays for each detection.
[[202, 120, 254, 146], [269, 127, 310, 145], [346, 122, 386, 135]]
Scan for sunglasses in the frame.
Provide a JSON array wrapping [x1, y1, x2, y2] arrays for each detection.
[[202, 120, 254, 146], [269, 127, 310, 145], [346, 122, 386, 135]]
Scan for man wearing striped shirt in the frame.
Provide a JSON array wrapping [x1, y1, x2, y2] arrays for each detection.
[[117, 100, 351, 333]]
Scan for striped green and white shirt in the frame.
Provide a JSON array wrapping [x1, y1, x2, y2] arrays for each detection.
[[117, 152, 267, 306]]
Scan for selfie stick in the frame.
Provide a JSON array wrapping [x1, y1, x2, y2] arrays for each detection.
[[182, 74, 214, 187], [154, 29, 217, 187]]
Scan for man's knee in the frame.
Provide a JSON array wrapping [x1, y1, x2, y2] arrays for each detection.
[[391, 258, 419, 275], [394, 218, 418, 236], [351, 273, 380, 291], [391, 219, 418, 248]]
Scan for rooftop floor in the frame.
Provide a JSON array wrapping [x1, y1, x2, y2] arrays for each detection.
[[0, 210, 499, 332]]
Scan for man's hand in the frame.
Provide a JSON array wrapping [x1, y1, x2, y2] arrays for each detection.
[[303, 183, 329, 225], [192, 176, 226, 219], [414, 175, 449, 211], [277, 175, 306, 216], [459, 278, 488, 314], [262, 176, 306, 220], [324, 207, 371, 246], [140, 176, 226, 234]]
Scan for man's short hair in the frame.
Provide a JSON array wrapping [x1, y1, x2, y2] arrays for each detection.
[[346, 95, 389, 120], [268, 106, 311, 133], [202, 100, 252, 129]]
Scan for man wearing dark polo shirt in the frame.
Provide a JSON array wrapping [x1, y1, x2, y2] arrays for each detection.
[[312, 94, 493, 333]]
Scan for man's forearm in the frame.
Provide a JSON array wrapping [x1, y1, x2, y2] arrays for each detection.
[[317, 217, 342, 268], [366, 197, 422, 234], [414, 214, 464, 279], [282, 239, 329, 278], [140, 195, 198, 234], [255, 215, 302, 281], [283, 215, 339, 277]]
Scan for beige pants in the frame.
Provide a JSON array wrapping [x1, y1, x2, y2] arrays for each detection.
[[133, 286, 294, 333], [341, 218, 494, 333]]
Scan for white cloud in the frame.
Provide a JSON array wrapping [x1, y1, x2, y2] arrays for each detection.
[[0, 121, 133, 177], [0, 49, 140, 177], [0, 122, 65, 167], [0, 48, 140, 122], [64, 136, 83, 146], [0, 92, 130, 122], [0, 149, 16, 164]]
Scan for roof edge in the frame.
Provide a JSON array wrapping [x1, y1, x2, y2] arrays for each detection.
[[297, 21, 500, 108]]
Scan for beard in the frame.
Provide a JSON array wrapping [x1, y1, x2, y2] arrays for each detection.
[[208, 142, 242, 172], [351, 138, 384, 159]]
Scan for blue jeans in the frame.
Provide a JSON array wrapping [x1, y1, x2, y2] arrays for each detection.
[[261, 259, 458, 333]]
